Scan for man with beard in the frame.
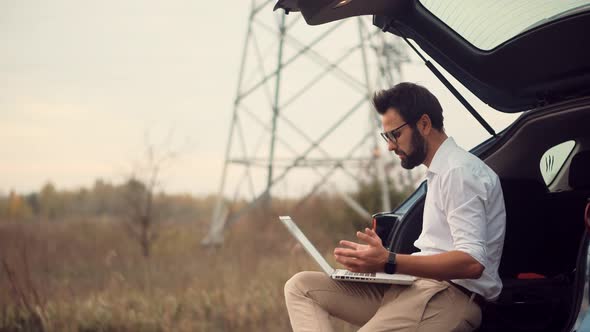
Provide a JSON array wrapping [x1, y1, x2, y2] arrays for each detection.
[[284, 82, 506, 332]]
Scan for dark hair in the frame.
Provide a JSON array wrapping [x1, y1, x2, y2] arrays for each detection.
[[372, 82, 444, 131]]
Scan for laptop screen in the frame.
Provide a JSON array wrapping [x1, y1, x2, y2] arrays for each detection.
[[279, 216, 335, 275]]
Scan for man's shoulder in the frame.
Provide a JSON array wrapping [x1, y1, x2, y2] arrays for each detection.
[[445, 149, 499, 183], [446, 147, 485, 170]]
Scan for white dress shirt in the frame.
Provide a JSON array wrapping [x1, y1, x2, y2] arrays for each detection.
[[412, 137, 506, 300]]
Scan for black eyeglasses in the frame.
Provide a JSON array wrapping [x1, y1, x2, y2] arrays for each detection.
[[380, 122, 408, 143]]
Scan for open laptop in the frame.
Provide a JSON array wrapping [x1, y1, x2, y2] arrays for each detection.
[[279, 216, 416, 285]]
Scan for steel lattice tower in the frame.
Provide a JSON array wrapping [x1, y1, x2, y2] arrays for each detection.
[[202, 0, 410, 246]]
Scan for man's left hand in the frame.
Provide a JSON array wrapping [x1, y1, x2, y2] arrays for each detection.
[[333, 228, 389, 273]]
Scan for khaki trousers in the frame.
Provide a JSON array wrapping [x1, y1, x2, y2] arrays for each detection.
[[284, 271, 481, 332]]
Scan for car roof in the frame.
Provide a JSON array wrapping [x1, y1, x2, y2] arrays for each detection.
[[274, 0, 590, 113]]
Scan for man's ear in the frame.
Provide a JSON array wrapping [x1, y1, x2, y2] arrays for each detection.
[[418, 114, 432, 135]]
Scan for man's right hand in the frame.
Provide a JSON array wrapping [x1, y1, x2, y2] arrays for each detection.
[[333, 228, 389, 273]]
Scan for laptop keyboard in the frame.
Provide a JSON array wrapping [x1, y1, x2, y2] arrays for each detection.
[[344, 271, 376, 278]]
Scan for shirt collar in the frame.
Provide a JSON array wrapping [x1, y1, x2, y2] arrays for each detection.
[[427, 137, 456, 175]]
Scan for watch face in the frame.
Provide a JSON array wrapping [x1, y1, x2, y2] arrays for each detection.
[[388, 252, 396, 264]]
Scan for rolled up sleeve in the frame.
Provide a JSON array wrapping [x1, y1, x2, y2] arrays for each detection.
[[442, 167, 489, 268]]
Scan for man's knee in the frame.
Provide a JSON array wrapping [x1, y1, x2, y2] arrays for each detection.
[[284, 271, 324, 299]]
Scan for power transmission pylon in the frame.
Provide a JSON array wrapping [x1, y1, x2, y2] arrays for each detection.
[[202, 0, 409, 246]]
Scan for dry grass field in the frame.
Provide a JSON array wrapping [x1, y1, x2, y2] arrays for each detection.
[[0, 196, 370, 332]]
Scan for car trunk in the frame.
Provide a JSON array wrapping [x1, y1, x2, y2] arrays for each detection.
[[272, 1, 590, 330], [386, 173, 588, 332]]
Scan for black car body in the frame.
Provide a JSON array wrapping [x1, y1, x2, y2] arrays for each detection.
[[274, 1, 590, 330]]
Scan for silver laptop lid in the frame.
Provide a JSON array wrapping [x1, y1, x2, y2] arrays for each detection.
[[279, 216, 335, 275]]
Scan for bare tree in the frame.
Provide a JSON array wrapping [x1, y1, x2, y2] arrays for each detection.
[[123, 134, 177, 258]]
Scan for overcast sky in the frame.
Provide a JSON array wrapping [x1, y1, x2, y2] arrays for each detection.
[[0, 0, 519, 196]]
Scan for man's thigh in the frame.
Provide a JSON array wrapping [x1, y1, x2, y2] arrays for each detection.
[[284, 271, 390, 326], [359, 279, 481, 332]]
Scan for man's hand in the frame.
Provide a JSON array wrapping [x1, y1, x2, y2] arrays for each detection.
[[333, 228, 389, 273]]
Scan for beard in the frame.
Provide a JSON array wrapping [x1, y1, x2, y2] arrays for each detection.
[[399, 128, 427, 169]]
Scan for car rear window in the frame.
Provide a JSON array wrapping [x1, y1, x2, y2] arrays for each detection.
[[419, 0, 590, 50]]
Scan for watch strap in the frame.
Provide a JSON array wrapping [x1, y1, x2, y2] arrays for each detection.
[[384, 251, 397, 274]]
